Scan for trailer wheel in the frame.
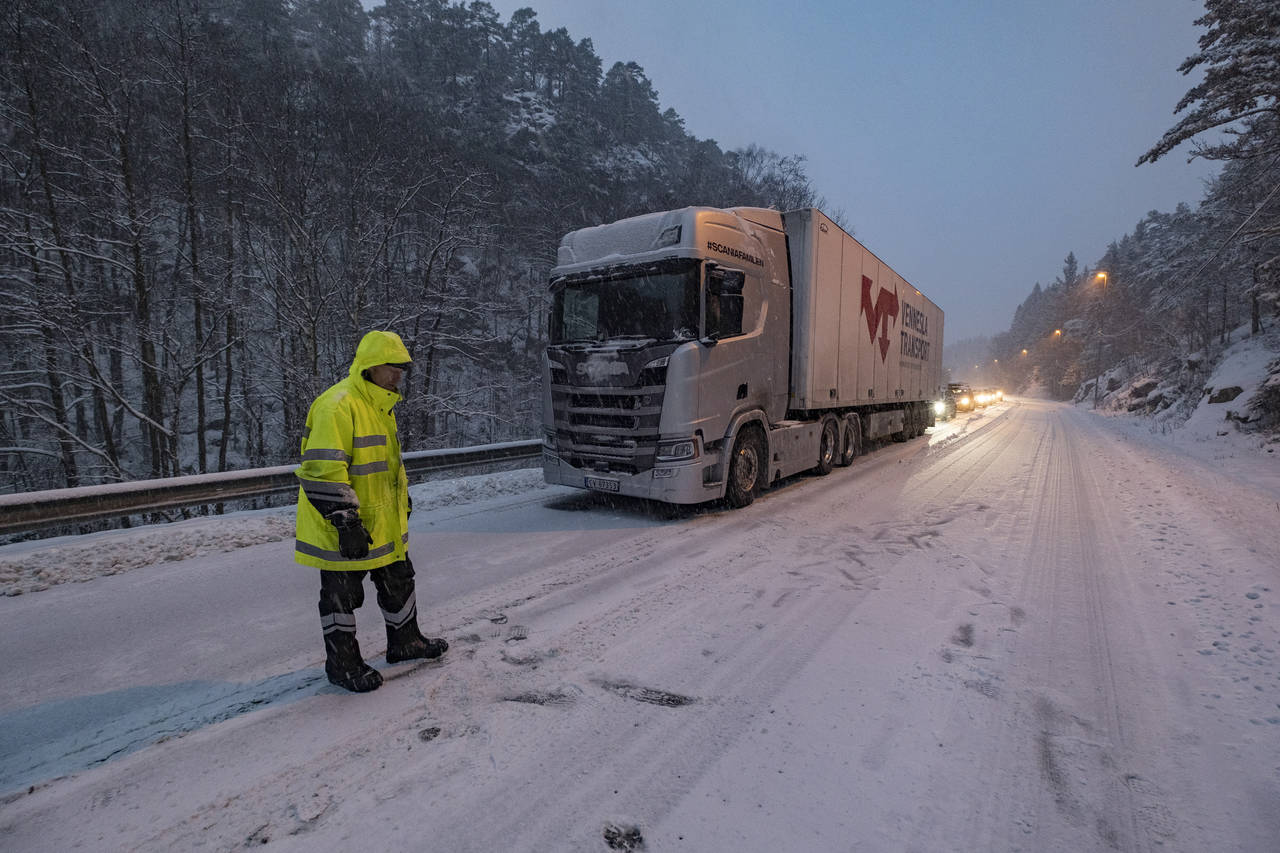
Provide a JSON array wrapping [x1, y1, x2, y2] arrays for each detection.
[[894, 406, 917, 442], [837, 419, 858, 466], [815, 417, 838, 475], [892, 417, 909, 442], [725, 428, 764, 508]]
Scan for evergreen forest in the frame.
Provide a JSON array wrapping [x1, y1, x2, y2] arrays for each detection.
[[3, 0, 1279, 499], [0, 0, 824, 493], [988, 0, 1280, 429]]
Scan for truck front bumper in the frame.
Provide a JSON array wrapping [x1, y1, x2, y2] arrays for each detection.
[[542, 450, 722, 505]]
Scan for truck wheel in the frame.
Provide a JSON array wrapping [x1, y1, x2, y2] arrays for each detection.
[[725, 429, 764, 508], [894, 407, 917, 442], [837, 419, 858, 466], [892, 417, 909, 442], [815, 417, 838, 475]]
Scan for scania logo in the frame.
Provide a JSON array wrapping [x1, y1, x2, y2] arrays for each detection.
[[576, 361, 627, 376], [576, 358, 629, 382]]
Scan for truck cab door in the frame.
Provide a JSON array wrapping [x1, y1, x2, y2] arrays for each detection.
[[694, 265, 775, 441]]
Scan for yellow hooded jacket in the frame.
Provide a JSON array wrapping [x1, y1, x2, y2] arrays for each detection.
[[294, 331, 412, 571]]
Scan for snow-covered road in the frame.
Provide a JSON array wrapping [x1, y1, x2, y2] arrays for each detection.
[[1, 399, 1277, 852]]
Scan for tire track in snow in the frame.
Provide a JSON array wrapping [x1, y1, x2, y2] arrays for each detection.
[[108, 493, 890, 852], [899, 401, 1171, 852]]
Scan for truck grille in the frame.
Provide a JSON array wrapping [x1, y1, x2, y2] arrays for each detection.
[[549, 368, 667, 475]]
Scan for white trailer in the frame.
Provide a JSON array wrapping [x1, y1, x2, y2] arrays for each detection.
[[541, 206, 944, 507], [787, 209, 944, 441]]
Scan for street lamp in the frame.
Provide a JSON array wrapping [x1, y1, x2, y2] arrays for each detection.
[[1092, 272, 1109, 409]]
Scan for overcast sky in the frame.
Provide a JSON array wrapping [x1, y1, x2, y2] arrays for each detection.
[[369, 0, 1219, 342]]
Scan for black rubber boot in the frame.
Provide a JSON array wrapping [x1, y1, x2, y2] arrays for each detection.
[[325, 631, 383, 693], [327, 662, 383, 693], [386, 622, 448, 663]]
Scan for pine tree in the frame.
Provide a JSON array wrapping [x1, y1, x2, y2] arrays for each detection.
[[1139, 0, 1280, 164]]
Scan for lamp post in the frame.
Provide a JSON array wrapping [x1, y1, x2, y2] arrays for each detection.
[[1048, 329, 1063, 398], [1092, 272, 1108, 409]]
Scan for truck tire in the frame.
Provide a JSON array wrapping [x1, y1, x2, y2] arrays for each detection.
[[837, 419, 857, 466], [892, 415, 909, 442], [815, 417, 838, 475], [894, 406, 919, 442], [725, 428, 764, 508]]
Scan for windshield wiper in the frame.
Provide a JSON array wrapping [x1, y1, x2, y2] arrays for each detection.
[[599, 335, 657, 348], [553, 335, 658, 350]]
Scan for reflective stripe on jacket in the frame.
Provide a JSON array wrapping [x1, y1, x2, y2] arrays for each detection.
[[294, 331, 412, 571]]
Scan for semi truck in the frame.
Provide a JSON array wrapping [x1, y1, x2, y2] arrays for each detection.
[[541, 206, 944, 507]]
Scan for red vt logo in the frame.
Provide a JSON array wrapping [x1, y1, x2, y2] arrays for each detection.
[[861, 275, 899, 362]]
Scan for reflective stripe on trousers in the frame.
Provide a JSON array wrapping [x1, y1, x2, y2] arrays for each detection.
[[317, 559, 419, 636]]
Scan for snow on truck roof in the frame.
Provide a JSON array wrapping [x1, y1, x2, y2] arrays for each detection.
[[552, 206, 784, 276]]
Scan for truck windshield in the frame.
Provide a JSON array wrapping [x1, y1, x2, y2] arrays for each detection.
[[549, 259, 700, 346]]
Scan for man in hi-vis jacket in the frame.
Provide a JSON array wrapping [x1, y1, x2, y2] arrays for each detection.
[[295, 330, 447, 692]]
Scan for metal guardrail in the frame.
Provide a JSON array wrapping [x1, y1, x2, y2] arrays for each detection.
[[0, 439, 543, 536]]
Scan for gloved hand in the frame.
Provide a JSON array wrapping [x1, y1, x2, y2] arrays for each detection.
[[328, 509, 372, 559], [407, 493, 413, 518]]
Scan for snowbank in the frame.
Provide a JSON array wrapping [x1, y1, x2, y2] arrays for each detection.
[[0, 469, 549, 597], [1084, 326, 1280, 495]]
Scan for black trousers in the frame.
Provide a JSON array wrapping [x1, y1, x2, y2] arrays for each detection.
[[319, 559, 420, 673]]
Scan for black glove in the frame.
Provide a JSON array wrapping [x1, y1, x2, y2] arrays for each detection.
[[329, 509, 372, 559], [407, 493, 413, 518]]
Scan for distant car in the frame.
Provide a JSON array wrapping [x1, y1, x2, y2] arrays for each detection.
[[948, 383, 975, 412], [974, 389, 991, 408], [934, 390, 957, 421]]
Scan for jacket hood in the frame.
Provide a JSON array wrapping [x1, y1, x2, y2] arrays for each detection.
[[348, 330, 412, 378]]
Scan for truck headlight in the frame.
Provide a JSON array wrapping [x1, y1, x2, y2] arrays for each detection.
[[933, 401, 945, 416], [656, 438, 699, 462]]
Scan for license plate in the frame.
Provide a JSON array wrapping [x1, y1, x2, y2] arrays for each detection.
[[584, 476, 620, 493]]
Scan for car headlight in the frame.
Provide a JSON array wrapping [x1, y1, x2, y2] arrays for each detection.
[[933, 401, 945, 416], [960, 396, 970, 406], [656, 438, 699, 462]]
